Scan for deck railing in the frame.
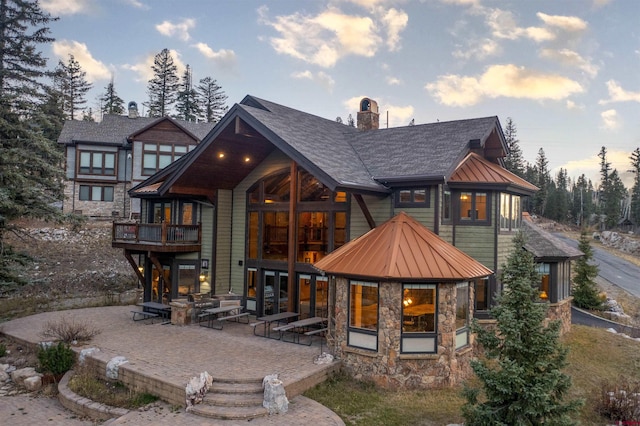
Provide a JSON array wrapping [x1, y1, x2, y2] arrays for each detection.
[[112, 222, 201, 246]]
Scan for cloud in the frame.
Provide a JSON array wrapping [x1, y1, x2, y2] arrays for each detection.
[[122, 0, 150, 10], [40, 0, 93, 15], [600, 109, 619, 130], [561, 149, 632, 187], [291, 70, 335, 91], [425, 64, 584, 107], [52, 40, 111, 82], [122, 49, 185, 82], [258, 5, 405, 67], [536, 13, 588, 33], [539, 48, 598, 78], [485, 9, 554, 42], [156, 19, 196, 41], [565, 100, 584, 110], [193, 43, 237, 68], [386, 76, 401, 85], [453, 38, 500, 60], [592, 0, 613, 7], [599, 80, 640, 104]]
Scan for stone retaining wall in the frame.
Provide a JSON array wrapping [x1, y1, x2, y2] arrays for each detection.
[[57, 370, 129, 421]]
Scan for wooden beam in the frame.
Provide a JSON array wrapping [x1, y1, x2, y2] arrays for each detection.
[[149, 253, 172, 301], [354, 194, 376, 229], [287, 161, 297, 313], [123, 250, 145, 288]]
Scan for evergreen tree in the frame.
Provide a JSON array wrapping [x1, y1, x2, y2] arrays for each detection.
[[503, 117, 526, 178], [195, 76, 227, 123], [335, 116, 343, 124], [33, 86, 65, 142], [462, 232, 583, 425], [81, 107, 94, 121], [547, 168, 570, 223], [630, 148, 640, 226], [572, 231, 602, 310], [54, 54, 93, 120], [99, 78, 125, 116], [347, 114, 355, 127], [571, 174, 596, 227], [0, 0, 65, 289], [175, 65, 200, 122], [533, 148, 550, 216], [598, 147, 626, 228], [147, 48, 179, 117]]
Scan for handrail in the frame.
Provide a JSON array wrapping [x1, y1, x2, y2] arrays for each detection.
[[112, 222, 201, 245]]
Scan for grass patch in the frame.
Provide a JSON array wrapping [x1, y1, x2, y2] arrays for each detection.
[[68, 365, 158, 409], [306, 325, 639, 426]]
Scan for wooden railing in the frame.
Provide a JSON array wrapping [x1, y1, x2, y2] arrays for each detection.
[[112, 222, 201, 246]]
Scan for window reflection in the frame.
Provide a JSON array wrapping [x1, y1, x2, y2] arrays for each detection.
[[350, 281, 378, 330]]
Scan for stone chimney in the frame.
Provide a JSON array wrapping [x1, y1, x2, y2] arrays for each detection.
[[357, 98, 379, 131], [127, 101, 139, 119]]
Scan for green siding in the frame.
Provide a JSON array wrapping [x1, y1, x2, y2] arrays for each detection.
[[453, 225, 495, 268], [349, 194, 392, 240], [214, 190, 232, 293]]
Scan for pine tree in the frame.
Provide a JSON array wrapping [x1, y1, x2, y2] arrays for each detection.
[[629, 148, 640, 226], [0, 0, 65, 289], [195, 76, 227, 123], [533, 148, 550, 216], [503, 117, 526, 178], [347, 114, 355, 127], [147, 48, 179, 117], [462, 232, 583, 425], [598, 147, 626, 228], [175, 65, 200, 122], [572, 231, 602, 310], [99, 78, 125, 116], [54, 54, 93, 120]]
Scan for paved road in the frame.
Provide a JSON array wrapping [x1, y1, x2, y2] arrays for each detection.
[[554, 233, 640, 298]]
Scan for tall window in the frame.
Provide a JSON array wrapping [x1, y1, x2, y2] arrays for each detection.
[[475, 277, 489, 311], [142, 143, 188, 175], [459, 192, 488, 223], [79, 151, 115, 175], [536, 263, 551, 301], [500, 193, 521, 231], [402, 283, 437, 354], [79, 185, 114, 201], [442, 188, 452, 223], [349, 281, 378, 331], [456, 282, 470, 349]]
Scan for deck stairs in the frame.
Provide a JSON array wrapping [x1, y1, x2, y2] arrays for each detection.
[[189, 377, 269, 420]]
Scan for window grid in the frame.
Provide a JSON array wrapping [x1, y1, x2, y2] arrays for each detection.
[[79, 185, 114, 202], [78, 151, 116, 175]]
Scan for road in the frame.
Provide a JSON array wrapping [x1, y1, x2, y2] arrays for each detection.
[[554, 233, 640, 298]]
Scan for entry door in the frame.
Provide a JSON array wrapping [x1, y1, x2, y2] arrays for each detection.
[[150, 264, 171, 303], [263, 270, 288, 316], [298, 274, 329, 319]]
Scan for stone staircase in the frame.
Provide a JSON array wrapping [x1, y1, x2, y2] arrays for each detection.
[[189, 377, 269, 420]]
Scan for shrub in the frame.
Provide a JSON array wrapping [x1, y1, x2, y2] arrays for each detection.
[[596, 377, 640, 421], [41, 315, 101, 344], [37, 342, 75, 376], [0, 342, 6, 357]]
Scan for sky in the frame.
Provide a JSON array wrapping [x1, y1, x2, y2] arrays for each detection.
[[40, 0, 640, 188]]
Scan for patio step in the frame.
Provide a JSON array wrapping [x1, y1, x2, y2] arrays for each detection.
[[190, 377, 268, 421]]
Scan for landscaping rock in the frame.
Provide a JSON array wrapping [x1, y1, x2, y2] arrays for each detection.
[[185, 371, 212, 409], [106, 356, 128, 380], [10, 367, 39, 386], [0, 370, 9, 383], [79, 347, 100, 365], [263, 374, 288, 414], [23, 375, 42, 391]]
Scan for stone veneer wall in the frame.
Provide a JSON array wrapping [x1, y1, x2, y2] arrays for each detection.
[[545, 297, 572, 336], [331, 277, 475, 389], [62, 180, 128, 218]]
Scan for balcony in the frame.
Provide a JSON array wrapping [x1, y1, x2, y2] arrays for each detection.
[[112, 222, 201, 253]]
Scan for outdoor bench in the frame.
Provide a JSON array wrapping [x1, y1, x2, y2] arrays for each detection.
[[131, 310, 159, 322], [304, 327, 327, 336]]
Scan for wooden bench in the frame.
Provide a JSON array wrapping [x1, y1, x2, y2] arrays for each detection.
[[304, 327, 327, 336], [131, 311, 159, 323], [273, 324, 295, 332], [216, 312, 250, 323]]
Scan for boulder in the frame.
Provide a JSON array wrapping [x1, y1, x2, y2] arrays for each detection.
[[262, 374, 288, 414], [185, 371, 213, 409], [10, 367, 39, 386], [24, 376, 42, 392], [106, 356, 128, 380]]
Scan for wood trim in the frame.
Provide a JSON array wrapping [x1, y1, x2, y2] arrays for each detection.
[[123, 250, 145, 288], [287, 161, 297, 312], [354, 194, 376, 229], [149, 253, 172, 290]]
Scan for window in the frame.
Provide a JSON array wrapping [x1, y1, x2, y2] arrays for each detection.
[[456, 282, 470, 349], [79, 185, 114, 201], [536, 263, 551, 301], [79, 151, 115, 175], [442, 188, 452, 223], [263, 211, 289, 261], [401, 284, 437, 354], [395, 188, 429, 207], [500, 193, 522, 231], [348, 280, 378, 351], [475, 277, 489, 311], [142, 143, 188, 175], [459, 191, 489, 223]]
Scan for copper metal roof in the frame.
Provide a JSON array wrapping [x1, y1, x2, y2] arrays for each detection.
[[314, 212, 493, 281], [133, 182, 164, 193], [450, 152, 538, 193]]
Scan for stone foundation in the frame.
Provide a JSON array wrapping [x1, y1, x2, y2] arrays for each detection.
[[546, 297, 572, 336]]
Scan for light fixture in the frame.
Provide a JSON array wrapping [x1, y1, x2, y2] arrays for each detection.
[[218, 153, 225, 159], [199, 273, 207, 282], [138, 266, 144, 274], [539, 290, 548, 300], [244, 157, 250, 163], [403, 297, 413, 307]]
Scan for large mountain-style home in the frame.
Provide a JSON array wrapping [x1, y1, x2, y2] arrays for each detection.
[[111, 95, 576, 388], [57, 102, 215, 219]]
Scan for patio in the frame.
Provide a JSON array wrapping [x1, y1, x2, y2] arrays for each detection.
[[1, 305, 341, 423]]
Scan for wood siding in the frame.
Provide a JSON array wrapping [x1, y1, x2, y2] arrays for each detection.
[[392, 189, 437, 231]]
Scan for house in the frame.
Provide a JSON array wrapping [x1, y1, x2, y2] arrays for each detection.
[[111, 95, 573, 388], [57, 102, 215, 219]]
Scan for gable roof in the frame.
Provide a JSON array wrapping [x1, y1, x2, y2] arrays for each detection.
[[522, 219, 583, 260], [57, 114, 215, 146], [141, 95, 513, 198], [313, 211, 493, 281], [449, 152, 538, 194]]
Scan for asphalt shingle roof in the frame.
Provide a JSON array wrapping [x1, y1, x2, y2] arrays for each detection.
[[522, 220, 583, 260]]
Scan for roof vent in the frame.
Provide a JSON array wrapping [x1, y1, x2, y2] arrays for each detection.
[[128, 101, 139, 119], [357, 98, 379, 131]]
